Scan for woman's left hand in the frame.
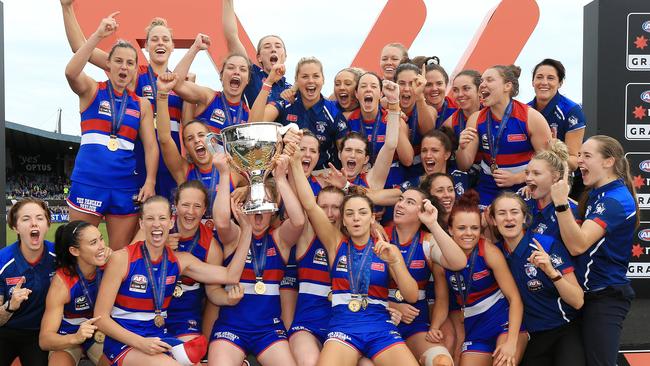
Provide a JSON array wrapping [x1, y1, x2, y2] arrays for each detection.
[[373, 231, 401, 265], [137, 181, 155, 202], [492, 169, 521, 188], [528, 238, 555, 276]]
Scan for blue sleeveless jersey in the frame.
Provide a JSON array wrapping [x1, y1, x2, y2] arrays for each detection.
[[56, 268, 99, 336], [218, 230, 286, 330], [110, 242, 180, 337], [73, 81, 142, 189], [292, 236, 331, 328], [475, 100, 534, 205], [195, 91, 249, 134], [133, 65, 183, 200], [329, 238, 394, 331], [167, 223, 213, 323]]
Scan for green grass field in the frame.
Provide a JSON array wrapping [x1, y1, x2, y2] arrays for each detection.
[[5, 223, 108, 245]]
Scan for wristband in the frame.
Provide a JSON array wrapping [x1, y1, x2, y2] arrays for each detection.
[[554, 203, 570, 212], [4, 301, 15, 313], [262, 83, 272, 92], [551, 271, 563, 282]]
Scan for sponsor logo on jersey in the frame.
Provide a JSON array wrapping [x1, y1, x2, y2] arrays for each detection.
[[142, 85, 154, 99], [527, 278, 543, 292], [410, 259, 425, 269], [267, 247, 277, 256], [126, 108, 140, 118], [129, 274, 148, 293], [336, 255, 348, 271], [287, 114, 298, 122], [472, 269, 490, 281], [74, 295, 90, 311], [371, 262, 385, 271], [507, 133, 528, 142], [165, 275, 176, 285], [5, 277, 23, 286]]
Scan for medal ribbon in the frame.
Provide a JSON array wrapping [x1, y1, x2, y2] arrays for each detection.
[[453, 246, 479, 309], [251, 233, 269, 281], [408, 108, 418, 142], [485, 100, 513, 166], [436, 99, 449, 129], [76, 265, 102, 309], [193, 166, 220, 217], [457, 110, 467, 133], [141, 243, 169, 316], [106, 81, 129, 137], [391, 227, 421, 268], [346, 238, 374, 296], [368, 107, 386, 164], [219, 92, 245, 126]]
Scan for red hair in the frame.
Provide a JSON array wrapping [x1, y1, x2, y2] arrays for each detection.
[[448, 190, 481, 228]]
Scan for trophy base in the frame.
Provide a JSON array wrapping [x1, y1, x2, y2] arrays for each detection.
[[243, 202, 279, 215]]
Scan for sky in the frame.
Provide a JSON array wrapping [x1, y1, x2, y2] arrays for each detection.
[[4, 0, 591, 135]]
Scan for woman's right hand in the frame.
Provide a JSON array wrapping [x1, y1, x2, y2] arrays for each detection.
[[458, 127, 478, 150], [390, 302, 420, 324], [136, 337, 172, 355], [156, 72, 178, 94], [95, 12, 119, 39], [226, 284, 245, 306], [266, 64, 286, 85], [74, 316, 100, 344], [212, 152, 230, 174], [192, 33, 211, 51]]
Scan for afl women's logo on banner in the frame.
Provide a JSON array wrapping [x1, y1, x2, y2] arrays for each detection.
[[627, 13, 650, 70]]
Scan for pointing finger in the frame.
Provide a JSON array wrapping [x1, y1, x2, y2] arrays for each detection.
[[14, 277, 25, 290], [108, 11, 120, 19]]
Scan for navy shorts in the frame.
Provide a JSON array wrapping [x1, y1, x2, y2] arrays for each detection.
[[210, 322, 288, 357], [67, 181, 139, 216]]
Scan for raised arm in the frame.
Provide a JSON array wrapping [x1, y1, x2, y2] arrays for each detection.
[[222, 0, 247, 56], [289, 145, 342, 262], [250, 64, 285, 122], [413, 68, 436, 134], [213, 153, 241, 246], [418, 200, 467, 270], [155, 73, 187, 184], [375, 235, 419, 303], [368, 80, 401, 189], [274, 155, 305, 255], [60, 0, 110, 70], [172, 34, 215, 106], [65, 13, 119, 100], [455, 112, 480, 171]]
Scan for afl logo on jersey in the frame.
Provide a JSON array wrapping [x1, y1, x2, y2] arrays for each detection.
[[527, 279, 543, 292], [641, 91, 650, 103], [98, 100, 112, 116], [210, 109, 226, 124], [75, 296, 90, 311], [642, 20, 650, 33], [640, 160, 650, 173], [336, 255, 348, 271], [142, 85, 154, 99], [313, 248, 328, 266], [639, 229, 650, 242], [129, 274, 148, 293]]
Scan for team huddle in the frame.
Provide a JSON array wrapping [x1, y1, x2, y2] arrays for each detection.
[[0, 1, 640, 366]]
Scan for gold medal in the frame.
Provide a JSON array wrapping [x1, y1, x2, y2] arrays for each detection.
[[348, 299, 362, 312], [93, 330, 105, 344], [254, 281, 266, 294], [173, 283, 184, 298], [395, 290, 404, 302], [490, 163, 498, 174], [154, 314, 165, 328], [107, 136, 119, 152], [327, 291, 332, 302]]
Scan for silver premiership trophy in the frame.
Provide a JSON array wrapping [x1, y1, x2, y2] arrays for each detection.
[[212, 122, 283, 214]]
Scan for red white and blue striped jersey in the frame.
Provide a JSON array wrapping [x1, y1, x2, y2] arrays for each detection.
[[293, 236, 331, 327], [72, 81, 142, 189], [167, 223, 213, 320], [329, 238, 393, 329], [386, 226, 430, 324], [195, 91, 249, 134], [435, 96, 458, 129], [133, 65, 183, 198], [445, 239, 507, 326], [56, 268, 99, 336], [219, 230, 287, 330], [475, 100, 534, 205], [111, 242, 180, 337]]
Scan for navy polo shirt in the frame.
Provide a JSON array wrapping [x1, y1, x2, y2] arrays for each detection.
[[243, 64, 292, 108], [528, 92, 586, 141], [576, 179, 637, 291], [271, 94, 347, 169], [500, 232, 578, 333], [0, 240, 56, 330], [525, 198, 579, 239]]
